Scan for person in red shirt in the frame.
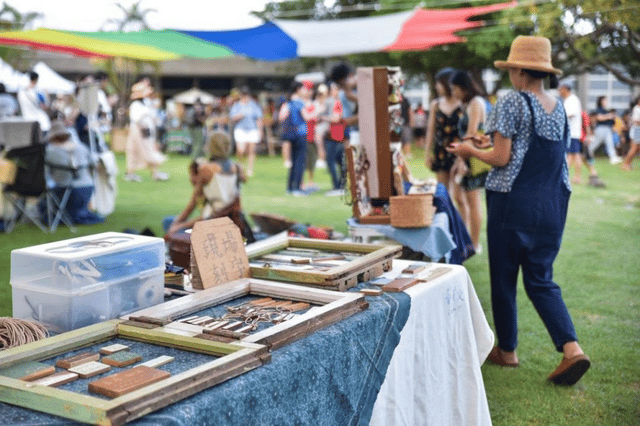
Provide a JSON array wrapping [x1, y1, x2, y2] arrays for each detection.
[[580, 111, 606, 188]]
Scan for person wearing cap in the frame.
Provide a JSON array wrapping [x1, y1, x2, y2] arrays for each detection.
[[125, 79, 168, 182], [229, 86, 262, 177], [41, 120, 104, 225], [447, 36, 590, 385], [164, 131, 254, 242]]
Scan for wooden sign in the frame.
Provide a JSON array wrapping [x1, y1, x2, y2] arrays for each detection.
[[32, 371, 79, 387], [190, 217, 250, 290], [0, 361, 55, 381], [99, 344, 129, 355], [102, 352, 142, 368], [68, 361, 111, 379], [89, 366, 170, 398], [56, 351, 100, 369], [401, 263, 426, 275]]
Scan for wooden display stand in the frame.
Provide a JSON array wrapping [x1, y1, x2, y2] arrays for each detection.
[[245, 237, 401, 291], [124, 278, 369, 351], [0, 320, 269, 425]]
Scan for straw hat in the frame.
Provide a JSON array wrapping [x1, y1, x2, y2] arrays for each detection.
[[130, 81, 153, 100], [494, 36, 562, 75], [47, 120, 71, 142], [207, 131, 232, 159]]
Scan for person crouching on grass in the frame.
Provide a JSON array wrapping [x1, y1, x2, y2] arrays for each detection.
[[447, 36, 590, 385]]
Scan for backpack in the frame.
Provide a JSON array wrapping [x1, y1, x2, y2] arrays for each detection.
[[279, 101, 296, 141]]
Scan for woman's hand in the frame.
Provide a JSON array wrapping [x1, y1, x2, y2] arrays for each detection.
[[446, 140, 474, 159], [464, 133, 492, 149]]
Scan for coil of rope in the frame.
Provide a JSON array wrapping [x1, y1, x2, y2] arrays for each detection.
[[0, 318, 49, 349]]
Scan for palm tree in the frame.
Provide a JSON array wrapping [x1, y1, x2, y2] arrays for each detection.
[[102, 1, 156, 32], [0, 2, 43, 67]]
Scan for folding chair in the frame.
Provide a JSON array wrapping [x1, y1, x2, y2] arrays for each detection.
[[44, 163, 78, 233], [3, 144, 49, 233]]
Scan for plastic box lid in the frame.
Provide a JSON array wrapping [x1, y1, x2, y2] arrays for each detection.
[[10, 232, 165, 292]]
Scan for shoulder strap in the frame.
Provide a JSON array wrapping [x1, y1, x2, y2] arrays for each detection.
[[519, 92, 538, 136]]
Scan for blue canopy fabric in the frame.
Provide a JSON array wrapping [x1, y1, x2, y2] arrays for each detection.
[[181, 22, 298, 61]]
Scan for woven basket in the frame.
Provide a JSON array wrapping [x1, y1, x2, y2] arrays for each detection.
[[390, 194, 435, 228]]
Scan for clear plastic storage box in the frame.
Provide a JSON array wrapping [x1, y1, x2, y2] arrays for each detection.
[[11, 232, 165, 333]]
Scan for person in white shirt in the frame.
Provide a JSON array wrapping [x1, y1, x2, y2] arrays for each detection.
[[558, 83, 583, 183], [17, 71, 51, 133], [622, 96, 640, 171]]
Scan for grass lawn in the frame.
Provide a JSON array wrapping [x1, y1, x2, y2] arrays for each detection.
[[0, 148, 638, 425]]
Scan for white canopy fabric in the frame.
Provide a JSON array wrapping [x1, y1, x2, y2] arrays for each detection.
[[172, 87, 218, 105], [274, 11, 413, 57], [32, 62, 76, 95]]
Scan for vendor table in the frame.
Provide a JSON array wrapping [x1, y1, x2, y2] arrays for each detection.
[[0, 260, 493, 426], [348, 212, 456, 262]]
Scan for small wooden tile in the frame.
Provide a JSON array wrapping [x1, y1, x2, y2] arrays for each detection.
[[401, 263, 426, 275], [249, 297, 273, 306], [102, 352, 142, 368], [222, 321, 243, 330], [203, 320, 228, 331], [360, 288, 383, 296], [381, 277, 421, 292], [68, 361, 111, 379], [312, 255, 346, 262], [88, 366, 170, 398], [99, 344, 130, 355], [122, 320, 159, 329], [369, 277, 392, 286], [287, 302, 311, 312], [0, 362, 56, 382], [163, 322, 203, 334], [139, 356, 174, 368], [55, 351, 101, 369], [176, 315, 199, 323], [189, 316, 213, 325], [291, 257, 311, 264], [31, 371, 79, 387]]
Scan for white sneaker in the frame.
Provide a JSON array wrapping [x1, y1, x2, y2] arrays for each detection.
[[326, 189, 344, 197], [124, 173, 142, 182], [153, 172, 170, 181], [284, 160, 292, 169], [316, 159, 327, 169], [474, 244, 483, 255], [610, 157, 623, 165]]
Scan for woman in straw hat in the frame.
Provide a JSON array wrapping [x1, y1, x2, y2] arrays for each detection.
[[164, 131, 255, 242], [125, 80, 168, 182], [447, 36, 590, 385]]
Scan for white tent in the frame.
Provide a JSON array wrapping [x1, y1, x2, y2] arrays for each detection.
[[0, 58, 29, 92], [0, 59, 75, 95], [172, 88, 218, 105], [32, 62, 76, 95]]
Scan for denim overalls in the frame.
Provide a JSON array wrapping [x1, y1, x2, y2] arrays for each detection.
[[485, 92, 578, 353]]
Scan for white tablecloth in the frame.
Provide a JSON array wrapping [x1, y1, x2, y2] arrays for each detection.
[[371, 260, 494, 426]]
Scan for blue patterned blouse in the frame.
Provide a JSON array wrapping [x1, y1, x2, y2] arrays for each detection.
[[484, 90, 571, 193]]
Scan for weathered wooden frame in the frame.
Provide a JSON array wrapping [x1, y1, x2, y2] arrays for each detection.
[[0, 320, 269, 425], [245, 236, 401, 291], [125, 278, 369, 351]]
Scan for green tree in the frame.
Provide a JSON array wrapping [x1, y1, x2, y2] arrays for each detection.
[[506, 0, 640, 86], [0, 2, 42, 68]]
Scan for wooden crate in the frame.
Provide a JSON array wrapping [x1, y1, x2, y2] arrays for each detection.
[[124, 278, 369, 351], [245, 236, 401, 291], [0, 320, 269, 425]]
